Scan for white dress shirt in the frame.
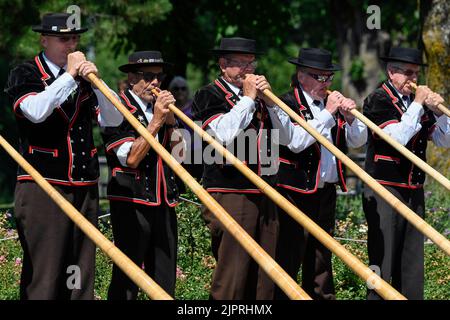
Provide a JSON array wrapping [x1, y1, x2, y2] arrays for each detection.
[[383, 82, 450, 147], [19, 53, 123, 127], [268, 88, 367, 186], [207, 78, 291, 146]]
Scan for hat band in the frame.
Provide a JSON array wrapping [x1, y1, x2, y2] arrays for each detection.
[[134, 58, 164, 63]]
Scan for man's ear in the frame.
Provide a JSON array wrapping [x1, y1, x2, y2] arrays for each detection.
[[128, 73, 136, 87], [40, 35, 47, 49], [218, 57, 226, 72]]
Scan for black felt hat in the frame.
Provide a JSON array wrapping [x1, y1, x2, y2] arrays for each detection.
[[288, 48, 341, 71], [212, 37, 262, 55], [32, 13, 88, 34], [380, 47, 427, 66], [119, 51, 172, 73]]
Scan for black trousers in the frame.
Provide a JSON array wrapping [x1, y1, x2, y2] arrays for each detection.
[[363, 185, 425, 300], [275, 184, 337, 300], [202, 193, 279, 300], [14, 181, 98, 300], [107, 201, 178, 300]]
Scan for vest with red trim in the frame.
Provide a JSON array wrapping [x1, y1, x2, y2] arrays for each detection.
[[192, 78, 276, 193], [277, 87, 348, 193], [101, 89, 179, 207], [4, 52, 100, 186], [363, 81, 436, 188]]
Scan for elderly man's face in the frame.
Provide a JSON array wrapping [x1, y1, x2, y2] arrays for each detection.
[[219, 53, 257, 87], [297, 67, 334, 100], [40, 34, 80, 67], [387, 63, 420, 95], [129, 66, 165, 104]]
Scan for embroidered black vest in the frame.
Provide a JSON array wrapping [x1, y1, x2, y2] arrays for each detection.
[[192, 78, 276, 193], [363, 81, 436, 188], [277, 87, 348, 193], [102, 89, 179, 206], [4, 52, 99, 186]]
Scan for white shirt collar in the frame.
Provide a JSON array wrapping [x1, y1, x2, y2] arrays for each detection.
[[221, 77, 242, 96], [300, 86, 324, 108], [389, 81, 410, 105], [42, 52, 67, 78], [128, 89, 152, 113]]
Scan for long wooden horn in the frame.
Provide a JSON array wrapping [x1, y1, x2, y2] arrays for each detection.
[[88, 74, 311, 300], [409, 83, 450, 118], [326, 90, 450, 191], [263, 89, 450, 257], [150, 89, 406, 300], [0, 135, 172, 300]]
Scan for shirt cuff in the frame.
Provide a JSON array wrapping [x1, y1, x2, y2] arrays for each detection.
[[58, 72, 78, 92], [114, 141, 133, 167], [407, 101, 425, 117], [436, 113, 450, 128], [317, 109, 336, 128], [237, 96, 256, 112]]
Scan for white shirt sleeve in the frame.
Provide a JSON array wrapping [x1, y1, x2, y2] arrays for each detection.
[[283, 108, 336, 153], [431, 113, 450, 147], [345, 118, 368, 148], [266, 106, 293, 146], [19, 73, 77, 123], [382, 102, 424, 146], [93, 82, 124, 127], [114, 141, 133, 167], [206, 96, 256, 144]]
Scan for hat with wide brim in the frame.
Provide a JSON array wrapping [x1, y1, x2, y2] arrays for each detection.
[[288, 48, 341, 71], [32, 13, 88, 34], [211, 37, 263, 55], [119, 51, 173, 73], [380, 47, 427, 66]]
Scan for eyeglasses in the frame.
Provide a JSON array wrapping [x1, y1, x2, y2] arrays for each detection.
[[43, 34, 80, 43], [134, 71, 166, 82], [225, 58, 258, 69], [307, 72, 334, 83], [172, 86, 187, 92], [392, 67, 420, 77]]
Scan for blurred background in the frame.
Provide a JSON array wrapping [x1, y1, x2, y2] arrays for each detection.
[[0, 0, 448, 202]]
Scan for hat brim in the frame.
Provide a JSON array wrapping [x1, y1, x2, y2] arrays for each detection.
[[32, 26, 88, 34], [211, 49, 263, 56], [118, 62, 173, 73], [288, 58, 342, 71], [379, 56, 427, 66]]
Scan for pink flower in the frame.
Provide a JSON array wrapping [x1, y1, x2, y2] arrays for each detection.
[[15, 257, 22, 266], [0, 255, 6, 264], [176, 266, 186, 280]]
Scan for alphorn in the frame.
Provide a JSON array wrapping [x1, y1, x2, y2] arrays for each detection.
[[263, 89, 450, 257], [326, 89, 450, 191], [0, 135, 172, 300], [150, 89, 406, 300], [88, 73, 311, 300], [409, 82, 450, 118]]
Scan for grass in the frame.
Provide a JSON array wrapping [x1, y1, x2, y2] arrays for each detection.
[[0, 182, 448, 300]]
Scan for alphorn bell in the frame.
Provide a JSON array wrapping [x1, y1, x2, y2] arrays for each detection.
[[326, 89, 450, 191], [88, 73, 311, 300], [0, 135, 172, 300], [262, 89, 450, 257], [150, 89, 406, 300]]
